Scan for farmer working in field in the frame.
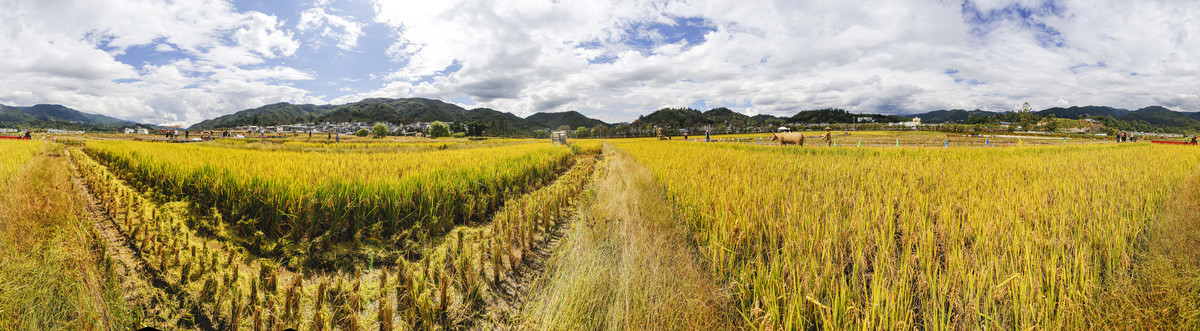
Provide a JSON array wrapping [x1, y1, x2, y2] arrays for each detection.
[[819, 127, 833, 146]]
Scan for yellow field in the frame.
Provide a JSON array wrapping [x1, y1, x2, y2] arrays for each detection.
[[83, 140, 578, 255], [0, 139, 41, 183], [17, 131, 1200, 329], [618, 141, 1200, 329], [63, 139, 601, 329], [678, 130, 1113, 147], [203, 137, 537, 153]]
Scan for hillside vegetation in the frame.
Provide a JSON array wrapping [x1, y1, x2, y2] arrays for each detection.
[[0, 103, 147, 131], [187, 98, 606, 134]]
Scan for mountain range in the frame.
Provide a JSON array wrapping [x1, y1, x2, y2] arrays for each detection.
[[911, 105, 1200, 132], [187, 98, 605, 133], [0, 103, 144, 130], [4, 97, 1200, 134]]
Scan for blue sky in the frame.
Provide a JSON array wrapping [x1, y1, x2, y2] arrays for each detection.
[[1, 0, 1198, 126]]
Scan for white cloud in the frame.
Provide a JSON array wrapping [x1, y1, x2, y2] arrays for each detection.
[[352, 0, 1200, 122], [0, 0, 316, 126], [235, 12, 300, 58], [298, 7, 365, 51], [3, 0, 1200, 126]]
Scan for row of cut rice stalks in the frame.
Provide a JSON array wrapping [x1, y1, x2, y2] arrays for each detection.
[[70, 146, 599, 330]]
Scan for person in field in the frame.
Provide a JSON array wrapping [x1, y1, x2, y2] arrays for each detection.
[[818, 127, 833, 146], [23, 130, 31, 139], [769, 132, 805, 146]]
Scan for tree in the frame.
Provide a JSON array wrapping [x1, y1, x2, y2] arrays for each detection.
[[371, 123, 388, 138], [591, 124, 608, 138], [574, 126, 591, 138], [1016, 102, 1038, 130], [1019, 102, 1033, 113], [1043, 118, 1060, 133], [614, 123, 631, 137], [355, 128, 369, 137], [466, 122, 488, 136], [429, 121, 450, 138]]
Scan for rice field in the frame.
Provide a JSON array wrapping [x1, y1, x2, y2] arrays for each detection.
[[84, 140, 576, 249], [65, 143, 600, 329], [617, 140, 1200, 329], [203, 137, 536, 153], [10, 131, 1200, 329], [0, 139, 41, 183], [683, 130, 1114, 147]]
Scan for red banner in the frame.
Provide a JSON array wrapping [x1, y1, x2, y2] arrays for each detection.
[[1151, 140, 1194, 145]]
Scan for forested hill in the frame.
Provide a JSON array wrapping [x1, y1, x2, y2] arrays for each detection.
[[627, 105, 1200, 134], [188, 98, 608, 132], [189, 98, 1200, 135], [630, 107, 907, 128], [0, 103, 146, 131], [526, 111, 608, 130]]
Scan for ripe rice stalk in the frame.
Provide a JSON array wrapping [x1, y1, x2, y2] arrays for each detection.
[[615, 140, 1200, 329], [84, 141, 576, 243]]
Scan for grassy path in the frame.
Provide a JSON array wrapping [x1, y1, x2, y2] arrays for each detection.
[[0, 143, 135, 329], [521, 143, 730, 329]]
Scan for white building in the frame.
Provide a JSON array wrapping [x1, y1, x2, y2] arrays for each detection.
[[888, 117, 922, 128]]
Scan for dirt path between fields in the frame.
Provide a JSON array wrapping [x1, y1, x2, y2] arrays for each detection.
[[67, 149, 216, 330], [518, 143, 731, 329]]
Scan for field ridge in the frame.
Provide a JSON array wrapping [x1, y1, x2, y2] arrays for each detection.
[[68, 147, 220, 329]]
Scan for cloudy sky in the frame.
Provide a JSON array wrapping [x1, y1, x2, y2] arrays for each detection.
[[1, 0, 1197, 125]]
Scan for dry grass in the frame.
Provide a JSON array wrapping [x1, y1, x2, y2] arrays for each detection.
[[523, 143, 730, 330], [1092, 172, 1200, 328], [0, 143, 135, 329]]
